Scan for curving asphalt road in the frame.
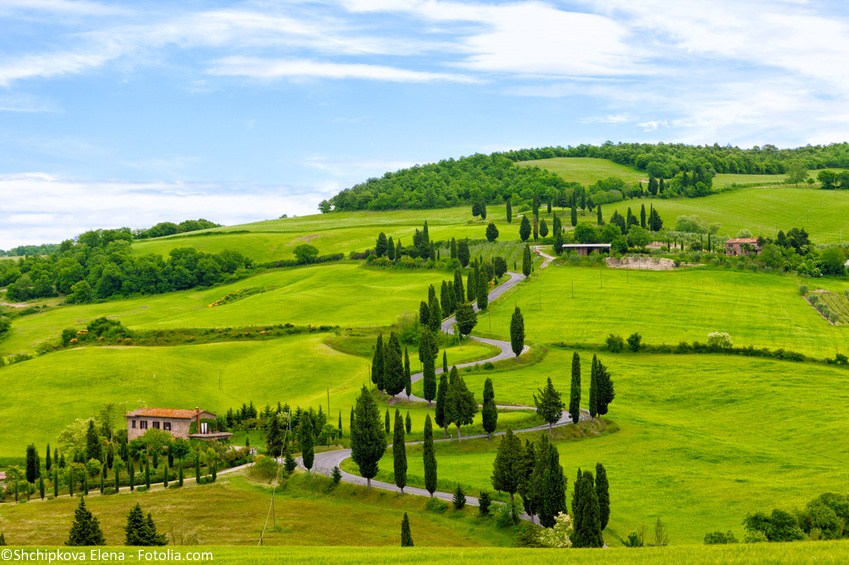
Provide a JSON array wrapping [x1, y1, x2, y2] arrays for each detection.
[[309, 263, 590, 514]]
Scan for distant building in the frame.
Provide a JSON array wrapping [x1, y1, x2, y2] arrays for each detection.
[[562, 243, 612, 256], [725, 238, 760, 256], [127, 408, 232, 442]]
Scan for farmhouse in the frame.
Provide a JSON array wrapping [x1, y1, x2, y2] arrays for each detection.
[[562, 243, 612, 256], [127, 407, 232, 442], [725, 237, 760, 256]]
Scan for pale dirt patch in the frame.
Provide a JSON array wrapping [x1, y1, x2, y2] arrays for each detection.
[[294, 234, 320, 243], [605, 256, 678, 270]]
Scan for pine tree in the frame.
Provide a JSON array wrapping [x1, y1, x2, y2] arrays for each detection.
[[589, 355, 600, 419], [457, 238, 470, 267], [383, 332, 405, 397], [400, 513, 414, 547], [479, 491, 492, 516], [519, 215, 531, 241], [510, 306, 525, 358], [125, 503, 166, 546], [371, 333, 385, 391], [486, 222, 499, 243], [403, 347, 412, 398], [506, 199, 512, 223], [596, 462, 610, 530], [571, 470, 603, 547], [300, 412, 314, 471], [423, 415, 437, 496], [491, 429, 521, 504], [570, 352, 582, 424], [534, 377, 565, 435], [481, 378, 498, 439], [453, 484, 466, 509], [65, 497, 105, 546], [446, 372, 477, 441], [392, 410, 407, 493], [351, 386, 387, 487], [522, 244, 532, 277], [435, 373, 449, 435], [476, 268, 489, 310], [596, 358, 616, 417]]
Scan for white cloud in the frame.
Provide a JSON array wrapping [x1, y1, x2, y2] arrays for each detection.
[[206, 56, 478, 83], [0, 174, 329, 249], [303, 156, 419, 177], [581, 113, 634, 124], [0, 94, 60, 113]]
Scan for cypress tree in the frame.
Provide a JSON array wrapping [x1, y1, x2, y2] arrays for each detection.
[[395, 238, 403, 259], [442, 350, 448, 375], [553, 212, 564, 254], [195, 453, 201, 484], [476, 268, 489, 310], [522, 244, 532, 277], [128, 459, 134, 492], [115, 464, 120, 491], [571, 470, 603, 547], [86, 420, 101, 463], [428, 297, 442, 333], [589, 355, 600, 419], [68, 468, 74, 497], [455, 302, 477, 337], [519, 215, 531, 241], [375, 232, 388, 257], [383, 332, 405, 397], [338, 410, 343, 437], [453, 269, 465, 304], [144, 461, 150, 490], [486, 222, 499, 243], [423, 415, 437, 496], [65, 497, 105, 546], [300, 412, 315, 470], [510, 306, 525, 358], [403, 347, 412, 398], [506, 198, 512, 223], [440, 280, 453, 316], [371, 333, 385, 391], [571, 203, 578, 227], [419, 300, 430, 327], [446, 372, 477, 441], [400, 513, 414, 547], [162, 463, 168, 489], [640, 203, 647, 228], [596, 358, 616, 417], [533, 212, 539, 241], [351, 386, 387, 487], [405, 411, 412, 434], [534, 377, 565, 435], [384, 409, 391, 435], [491, 429, 521, 504], [178, 464, 183, 487], [482, 378, 498, 439], [450, 237, 457, 259], [596, 462, 610, 530], [570, 352, 582, 424], [597, 204, 603, 225], [457, 238, 470, 267], [393, 409, 407, 493], [538, 437, 567, 528], [100, 466, 105, 493], [53, 468, 59, 498], [25, 443, 39, 484], [387, 236, 395, 260], [46, 444, 52, 472], [467, 270, 476, 302], [435, 373, 449, 435], [39, 474, 45, 500], [423, 355, 436, 405], [539, 218, 549, 238]]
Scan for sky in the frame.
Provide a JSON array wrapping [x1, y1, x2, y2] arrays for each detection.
[[1, 0, 848, 249]]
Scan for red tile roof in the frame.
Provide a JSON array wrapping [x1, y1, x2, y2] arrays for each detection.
[[725, 238, 759, 244], [128, 408, 214, 419]]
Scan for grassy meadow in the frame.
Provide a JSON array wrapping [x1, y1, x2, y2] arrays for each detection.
[[516, 157, 646, 186]]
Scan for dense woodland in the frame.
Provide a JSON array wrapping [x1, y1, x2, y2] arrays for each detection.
[[323, 142, 849, 212]]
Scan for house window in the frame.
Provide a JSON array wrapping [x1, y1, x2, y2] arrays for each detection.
[[153, 421, 160, 429], [131, 420, 136, 429], [140, 420, 148, 429], [164, 422, 171, 431]]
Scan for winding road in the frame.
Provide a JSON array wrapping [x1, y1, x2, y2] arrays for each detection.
[[309, 253, 588, 512]]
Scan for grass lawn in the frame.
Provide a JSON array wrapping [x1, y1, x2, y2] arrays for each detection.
[[516, 157, 645, 186], [1, 263, 454, 356], [0, 473, 515, 547], [480, 264, 849, 358]]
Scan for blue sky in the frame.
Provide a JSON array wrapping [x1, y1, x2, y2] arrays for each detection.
[[1, 0, 848, 248]]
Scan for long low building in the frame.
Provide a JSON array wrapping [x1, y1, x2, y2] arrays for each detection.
[[127, 407, 233, 442], [562, 243, 612, 256]]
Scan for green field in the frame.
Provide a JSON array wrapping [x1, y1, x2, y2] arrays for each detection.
[[480, 265, 849, 358], [516, 157, 645, 186], [364, 350, 849, 544], [0, 473, 514, 547]]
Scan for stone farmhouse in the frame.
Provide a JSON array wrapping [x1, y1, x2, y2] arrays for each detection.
[[127, 407, 232, 442]]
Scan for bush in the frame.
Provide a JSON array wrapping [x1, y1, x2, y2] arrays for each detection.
[[605, 334, 624, 353], [425, 497, 447, 514], [799, 285, 808, 296], [516, 523, 544, 548], [707, 331, 732, 350], [495, 501, 520, 528], [331, 466, 342, 485], [704, 530, 738, 544], [478, 491, 492, 516], [627, 332, 642, 352], [621, 527, 645, 547]]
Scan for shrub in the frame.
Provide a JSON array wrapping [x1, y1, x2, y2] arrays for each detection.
[[537, 512, 573, 548], [605, 334, 624, 353], [495, 501, 520, 528], [704, 530, 738, 544], [452, 484, 466, 510], [425, 497, 447, 514], [621, 527, 645, 547], [331, 466, 342, 485], [516, 523, 544, 547], [707, 331, 732, 350], [799, 285, 808, 296], [627, 332, 642, 352], [478, 491, 492, 516]]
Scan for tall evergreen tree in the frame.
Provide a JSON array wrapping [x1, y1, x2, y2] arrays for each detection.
[[534, 377, 565, 435], [453, 269, 465, 304], [403, 347, 412, 398], [522, 244, 532, 277], [571, 470, 603, 547], [371, 333, 385, 391], [510, 306, 525, 358], [300, 412, 314, 471], [435, 373, 449, 435], [66, 497, 105, 546], [393, 409, 407, 493], [457, 238, 470, 267], [375, 232, 388, 257], [506, 198, 513, 223], [455, 302, 477, 336], [486, 222, 499, 243], [54, 468, 59, 497], [596, 462, 610, 530], [428, 297, 442, 333], [539, 218, 549, 238], [596, 358, 615, 417], [423, 415, 437, 496], [39, 474, 45, 500], [446, 372, 477, 441], [538, 436, 567, 528], [491, 429, 521, 504], [442, 350, 448, 375], [46, 444, 52, 472], [419, 300, 430, 327], [422, 354, 436, 405], [385, 409, 391, 434], [476, 268, 489, 310], [25, 443, 40, 484], [466, 270, 476, 302], [597, 204, 603, 225], [440, 280, 453, 316], [387, 236, 395, 260], [86, 420, 101, 463], [589, 355, 600, 419], [517, 439, 539, 521], [553, 212, 564, 254], [400, 513, 414, 547], [266, 414, 285, 458], [128, 459, 134, 492], [519, 215, 531, 241], [533, 212, 539, 241], [125, 503, 167, 546], [405, 411, 412, 434], [640, 204, 647, 229], [351, 386, 387, 487], [570, 203, 578, 227], [383, 332, 405, 397], [481, 378, 498, 439], [570, 352, 582, 424]]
